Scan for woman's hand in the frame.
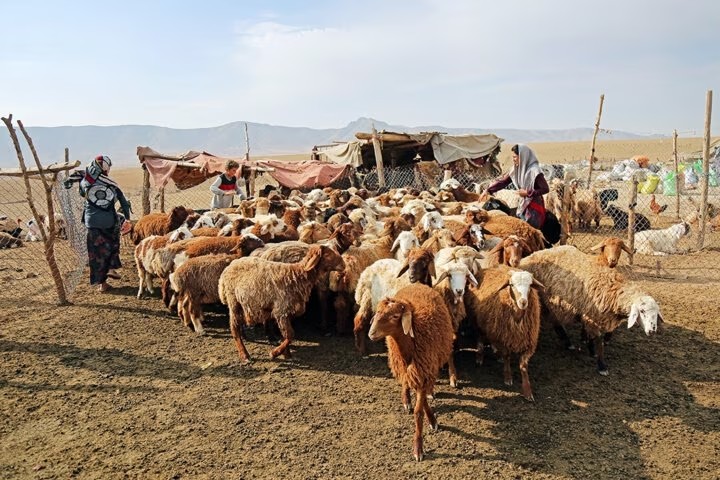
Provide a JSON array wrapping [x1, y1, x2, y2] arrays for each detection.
[[517, 189, 529, 198]]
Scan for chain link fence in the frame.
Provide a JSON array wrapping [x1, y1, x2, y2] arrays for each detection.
[[0, 173, 87, 302]]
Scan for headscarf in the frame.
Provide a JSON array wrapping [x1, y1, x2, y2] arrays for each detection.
[[96, 155, 112, 174], [509, 144, 542, 214]]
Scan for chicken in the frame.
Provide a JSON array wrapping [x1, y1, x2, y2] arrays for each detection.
[[650, 194, 667, 221]]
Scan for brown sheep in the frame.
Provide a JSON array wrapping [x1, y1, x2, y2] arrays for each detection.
[[465, 267, 543, 401], [131, 206, 192, 245], [481, 215, 546, 253], [573, 188, 602, 230], [134, 227, 194, 299], [298, 221, 332, 244], [484, 235, 533, 268], [219, 244, 345, 361], [368, 284, 454, 462], [590, 237, 632, 268], [190, 227, 220, 237], [169, 253, 237, 334], [326, 212, 350, 233], [246, 215, 288, 243]]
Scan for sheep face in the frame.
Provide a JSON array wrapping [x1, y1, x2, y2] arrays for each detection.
[[348, 209, 368, 228], [399, 248, 436, 285], [465, 209, 490, 225], [590, 237, 632, 268], [421, 211, 444, 232], [435, 262, 478, 304], [628, 295, 661, 335], [192, 215, 215, 230], [436, 191, 455, 202], [305, 245, 345, 273], [391, 231, 420, 260], [496, 271, 542, 311], [169, 206, 191, 229], [469, 224, 486, 249], [502, 235, 532, 268], [369, 299, 413, 341], [439, 178, 461, 192], [239, 234, 265, 255]]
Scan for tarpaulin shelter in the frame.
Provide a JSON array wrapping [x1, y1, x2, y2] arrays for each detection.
[[137, 146, 350, 214], [317, 131, 504, 171]]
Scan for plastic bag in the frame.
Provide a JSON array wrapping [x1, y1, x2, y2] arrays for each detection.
[[638, 173, 660, 194], [663, 171, 677, 196]]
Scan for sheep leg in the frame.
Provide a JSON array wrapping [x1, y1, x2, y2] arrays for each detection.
[[136, 268, 145, 299], [422, 389, 438, 432], [502, 352, 513, 386], [352, 309, 369, 356], [401, 382, 412, 413], [228, 303, 251, 363], [553, 324, 575, 351], [595, 336, 609, 375], [161, 279, 174, 310], [270, 316, 294, 359], [447, 348, 458, 388], [177, 295, 191, 330], [519, 352, 534, 402], [412, 391, 427, 462], [189, 297, 205, 335]]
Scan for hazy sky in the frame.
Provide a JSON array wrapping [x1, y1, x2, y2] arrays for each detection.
[[2, 0, 718, 134]]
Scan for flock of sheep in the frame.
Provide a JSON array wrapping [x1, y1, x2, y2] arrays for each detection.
[[128, 178, 665, 461]]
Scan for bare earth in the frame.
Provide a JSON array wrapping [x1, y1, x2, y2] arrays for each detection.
[[0, 242, 718, 479]]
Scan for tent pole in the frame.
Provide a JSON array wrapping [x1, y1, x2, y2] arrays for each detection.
[[371, 125, 386, 188]]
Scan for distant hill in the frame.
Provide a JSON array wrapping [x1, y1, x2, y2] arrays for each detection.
[[0, 116, 664, 168]]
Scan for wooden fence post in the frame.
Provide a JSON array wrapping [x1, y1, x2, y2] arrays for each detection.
[[697, 90, 713, 250], [159, 186, 165, 213], [673, 129, 680, 220], [586, 94, 605, 187], [142, 165, 151, 215], [627, 175, 638, 266], [371, 125, 386, 188]]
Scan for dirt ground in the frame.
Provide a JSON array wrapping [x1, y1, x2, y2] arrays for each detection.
[[0, 241, 718, 480]]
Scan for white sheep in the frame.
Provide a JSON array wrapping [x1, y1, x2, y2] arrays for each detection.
[[634, 222, 690, 255], [391, 231, 420, 261], [519, 245, 663, 375]]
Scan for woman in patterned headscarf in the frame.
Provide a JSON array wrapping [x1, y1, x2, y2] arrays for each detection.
[[484, 144, 549, 229], [80, 155, 132, 292]]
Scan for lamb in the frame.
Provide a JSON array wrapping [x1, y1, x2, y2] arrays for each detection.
[[605, 205, 651, 232], [0, 231, 23, 248], [465, 267, 543, 401], [634, 222, 690, 256], [353, 247, 436, 354], [131, 206, 192, 245], [367, 284, 454, 462], [169, 253, 237, 334], [573, 188, 602, 230], [590, 237, 632, 267], [218, 244, 345, 361], [519, 245, 663, 374]]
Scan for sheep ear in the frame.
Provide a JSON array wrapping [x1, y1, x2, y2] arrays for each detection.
[[391, 236, 401, 253], [260, 223, 270, 235], [428, 260, 437, 280], [590, 241, 605, 252], [621, 242, 633, 255], [627, 303, 640, 329], [401, 309, 414, 338], [493, 279, 510, 295], [518, 238, 533, 255], [396, 261, 409, 278], [531, 278, 545, 292], [304, 247, 322, 271], [467, 271, 479, 288], [433, 270, 448, 287]]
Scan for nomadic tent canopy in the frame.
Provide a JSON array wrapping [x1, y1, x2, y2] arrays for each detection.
[[317, 131, 504, 173]]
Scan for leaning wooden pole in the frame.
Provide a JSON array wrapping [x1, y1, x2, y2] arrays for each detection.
[[244, 122, 254, 198], [627, 175, 639, 266], [586, 94, 605, 187], [672, 129, 680, 220], [371, 125, 386, 188], [697, 90, 713, 250], [142, 165, 151, 215], [2, 115, 69, 305]]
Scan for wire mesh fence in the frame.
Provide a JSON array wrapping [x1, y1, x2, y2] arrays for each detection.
[[0, 173, 87, 302]]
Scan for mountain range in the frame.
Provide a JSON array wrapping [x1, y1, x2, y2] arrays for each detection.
[[0, 117, 663, 168]]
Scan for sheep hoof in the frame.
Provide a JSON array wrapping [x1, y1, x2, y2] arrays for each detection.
[[504, 379, 513, 386], [598, 369, 609, 376], [430, 421, 439, 432], [449, 377, 458, 389], [195, 329, 206, 336], [403, 404, 411, 414], [413, 450, 424, 462], [426, 393, 434, 402]]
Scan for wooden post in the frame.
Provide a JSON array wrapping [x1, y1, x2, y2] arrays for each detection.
[[371, 125, 386, 188], [63, 147, 70, 180], [244, 123, 254, 198], [697, 90, 713, 250], [673, 130, 680, 220], [142, 164, 151, 215], [159, 186, 165, 213], [627, 175, 638, 266], [559, 184, 572, 245], [1, 115, 69, 305], [586, 94, 605, 187]]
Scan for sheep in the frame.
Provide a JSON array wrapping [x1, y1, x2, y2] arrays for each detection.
[[134, 226, 194, 299], [242, 214, 288, 243], [590, 237, 632, 268], [326, 212, 350, 233], [218, 218, 255, 237], [0, 231, 23, 248], [419, 228, 456, 255], [298, 221, 332, 244], [218, 244, 345, 361], [605, 205, 651, 232], [481, 215, 546, 253], [482, 235, 532, 268], [41, 213, 67, 240], [367, 283, 454, 462], [131, 206, 191, 245], [353, 248, 436, 354], [169, 253, 237, 334], [432, 260, 478, 388], [23, 219, 42, 242], [519, 245, 663, 374], [454, 223, 493, 250], [439, 178, 480, 202], [634, 222, 690, 256], [434, 246, 485, 278], [412, 211, 444, 243], [0, 215, 21, 237], [465, 267, 543, 401], [391, 231, 420, 261], [573, 188, 602, 230], [491, 190, 522, 210]]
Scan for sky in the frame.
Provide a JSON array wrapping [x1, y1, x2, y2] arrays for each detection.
[[1, 0, 719, 135]]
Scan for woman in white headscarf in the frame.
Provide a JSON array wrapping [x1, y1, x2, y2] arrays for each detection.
[[484, 144, 549, 229]]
